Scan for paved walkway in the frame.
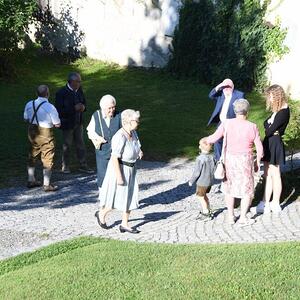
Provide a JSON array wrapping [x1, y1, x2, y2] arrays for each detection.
[[0, 155, 300, 260]]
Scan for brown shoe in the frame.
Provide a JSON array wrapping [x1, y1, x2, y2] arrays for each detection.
[[27, 181, 42, 188], [43, 184, 58, 192]]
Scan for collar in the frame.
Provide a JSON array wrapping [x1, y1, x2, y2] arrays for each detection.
[[36, 97, 49, 102], [67, 83, 78, 92], [101, 110, 111, 119]]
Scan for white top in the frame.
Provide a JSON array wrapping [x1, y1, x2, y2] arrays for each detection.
[[86, 110, 110, 140], [111, 129, 141, 163], [23, 97, 60, 128], [219, 94, 232, 122]]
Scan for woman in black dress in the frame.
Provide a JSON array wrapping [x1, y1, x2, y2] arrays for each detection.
[[256, 85, 290, 214]]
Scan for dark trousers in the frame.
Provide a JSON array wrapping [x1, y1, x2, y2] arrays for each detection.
[[62, 124, 86, 168], [214, 137, 223, 161]]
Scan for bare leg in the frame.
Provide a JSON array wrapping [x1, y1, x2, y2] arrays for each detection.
[[271, 164, 282, 205], [239, 196, 252, 222], [263, 162, 273, 205], [121, 211, 130, 228], [225, 195, 235, 222], [198, 195, 210, 213], [99, 206, 112, 223]]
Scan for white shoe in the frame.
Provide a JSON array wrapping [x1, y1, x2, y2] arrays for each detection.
[[256, 201, 265, 214], [270, 202, 282, 213], [264, 202, 271, 214]]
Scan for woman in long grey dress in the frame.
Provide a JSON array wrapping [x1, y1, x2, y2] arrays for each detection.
[[95, 109, 143, 234]]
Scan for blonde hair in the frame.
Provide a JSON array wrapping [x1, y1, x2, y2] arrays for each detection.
[[265, 84, 287, 112], [199, 138, 212, 153]]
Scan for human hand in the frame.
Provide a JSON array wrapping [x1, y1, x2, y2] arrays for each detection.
[[117, 177, 125, 186], [75, 103, 84, 112], [138, 150, 143, 160], [188, 181, 192, 187], [254, 160, 260, 173]]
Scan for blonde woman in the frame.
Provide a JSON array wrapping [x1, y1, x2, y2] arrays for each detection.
[[256, 85, 290, 214], [95, 109, 143, 233]]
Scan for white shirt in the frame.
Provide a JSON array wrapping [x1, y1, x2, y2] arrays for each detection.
[[87, 110, 110, 140], [23, 97, 60, 128], [219, 94, 232, 122]]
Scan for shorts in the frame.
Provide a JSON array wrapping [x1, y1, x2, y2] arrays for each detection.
[[196, 186, 211, 197]]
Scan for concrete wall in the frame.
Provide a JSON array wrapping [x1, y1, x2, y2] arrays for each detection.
[[41, 0, 300, 98], [266, 0, 300, 99], [45, 0, 180, 67]]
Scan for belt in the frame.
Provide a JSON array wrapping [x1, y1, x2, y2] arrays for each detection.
[[118, 159, 135, 167]]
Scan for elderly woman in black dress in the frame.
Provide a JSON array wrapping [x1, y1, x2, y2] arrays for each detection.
[[256, 85, 290, 214]]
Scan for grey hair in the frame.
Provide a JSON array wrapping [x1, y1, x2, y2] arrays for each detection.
[[68, 72, 80, 82], [99, 94, 116, 109], [233, 98, 250, 115], [121, 109, 140, 126], [37, 85, 49, 98]]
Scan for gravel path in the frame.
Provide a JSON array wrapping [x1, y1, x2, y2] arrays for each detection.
[[0, 154, 300, 260]]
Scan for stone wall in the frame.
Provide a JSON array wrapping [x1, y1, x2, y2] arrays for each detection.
[[38, 0, 300, 98]]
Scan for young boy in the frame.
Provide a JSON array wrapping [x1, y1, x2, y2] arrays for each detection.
[[188, 138, 216, 221]]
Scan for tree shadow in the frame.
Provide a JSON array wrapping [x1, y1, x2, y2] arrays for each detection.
[[34, 1, 85, 62]]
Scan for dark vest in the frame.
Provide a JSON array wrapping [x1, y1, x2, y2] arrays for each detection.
[[93, 110, 121, 159]]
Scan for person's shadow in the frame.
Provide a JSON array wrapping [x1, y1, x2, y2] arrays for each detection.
[[138, 182, 195, 209], [107, 211, 180, 230]]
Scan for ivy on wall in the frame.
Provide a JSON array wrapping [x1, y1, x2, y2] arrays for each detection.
[[168, 0, 289, 91]]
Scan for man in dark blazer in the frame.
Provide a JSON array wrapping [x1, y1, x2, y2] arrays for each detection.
[[55, 72, 93, 174], [207, 78, 245, 160]]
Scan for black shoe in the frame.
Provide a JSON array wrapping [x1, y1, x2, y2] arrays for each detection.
[[27, 181, 42, 188], [78, 165, 94, 174], [43, 184, 58, 192], [95, 211, 109, 229], [119, 225, 140, 234], [196, 210, 214, 222]]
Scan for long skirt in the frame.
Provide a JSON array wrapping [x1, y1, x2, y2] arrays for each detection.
[[222, 152, 254, 199], [99, 159, 139, 212]]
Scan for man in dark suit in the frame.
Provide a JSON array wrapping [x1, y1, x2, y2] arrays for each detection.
[[207, 78, 245, 160], [55, 72, 93, 174]]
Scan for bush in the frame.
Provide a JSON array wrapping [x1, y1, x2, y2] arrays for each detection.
[[168, 0, 288, 91], [283, 100, 300, 169], [0, 0, 37, 78]]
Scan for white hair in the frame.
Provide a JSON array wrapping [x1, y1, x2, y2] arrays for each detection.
[[233, 98, 250, 115], [121, 109, 140, 126], [99, 94, 116, 109]]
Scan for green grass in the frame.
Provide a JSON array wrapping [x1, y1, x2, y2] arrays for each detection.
[[0, 49, 270, 187], [0, 237, 300, 299]]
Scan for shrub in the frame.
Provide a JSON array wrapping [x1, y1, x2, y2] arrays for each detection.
[[168, 0, 288, 91]]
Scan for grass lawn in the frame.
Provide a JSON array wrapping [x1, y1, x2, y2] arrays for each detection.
[[0, 237, 300, 299], [0, 49, 269, 187]]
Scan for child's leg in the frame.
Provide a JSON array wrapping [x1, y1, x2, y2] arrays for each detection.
[[197, 194, 210, 213]]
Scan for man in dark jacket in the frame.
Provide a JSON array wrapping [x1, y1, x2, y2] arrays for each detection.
[[207, 78, 245, 160], [55, 72, 93, 174]]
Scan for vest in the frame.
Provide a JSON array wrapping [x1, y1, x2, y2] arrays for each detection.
[[93, 111, 121, 159]]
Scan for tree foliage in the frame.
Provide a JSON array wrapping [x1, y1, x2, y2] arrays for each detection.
[[168, 0, 289, 91]]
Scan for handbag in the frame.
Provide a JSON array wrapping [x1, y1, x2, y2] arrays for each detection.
[[214, 123, 227, 180]]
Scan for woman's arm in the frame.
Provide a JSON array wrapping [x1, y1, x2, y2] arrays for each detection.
[[253, 125, 263, 171], [112, 155, 124, 185], [264, 110, 289, 137], [206, 123, 225, 144]]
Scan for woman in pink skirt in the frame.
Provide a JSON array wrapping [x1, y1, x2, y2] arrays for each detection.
[[205, 99, 263, 226]]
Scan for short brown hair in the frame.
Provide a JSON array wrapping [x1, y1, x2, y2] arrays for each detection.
[[265, 84, 287, 112], [199, 138, 212, 152]]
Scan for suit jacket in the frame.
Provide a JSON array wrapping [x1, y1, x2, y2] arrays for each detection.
[[55, 85, 87, 130], [207, 88, 244, 126], [93, 111, 121, 160]]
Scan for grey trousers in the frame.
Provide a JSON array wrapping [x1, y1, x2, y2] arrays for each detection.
[[62, 124, 87, 168], [95, 150, 109, 188]]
